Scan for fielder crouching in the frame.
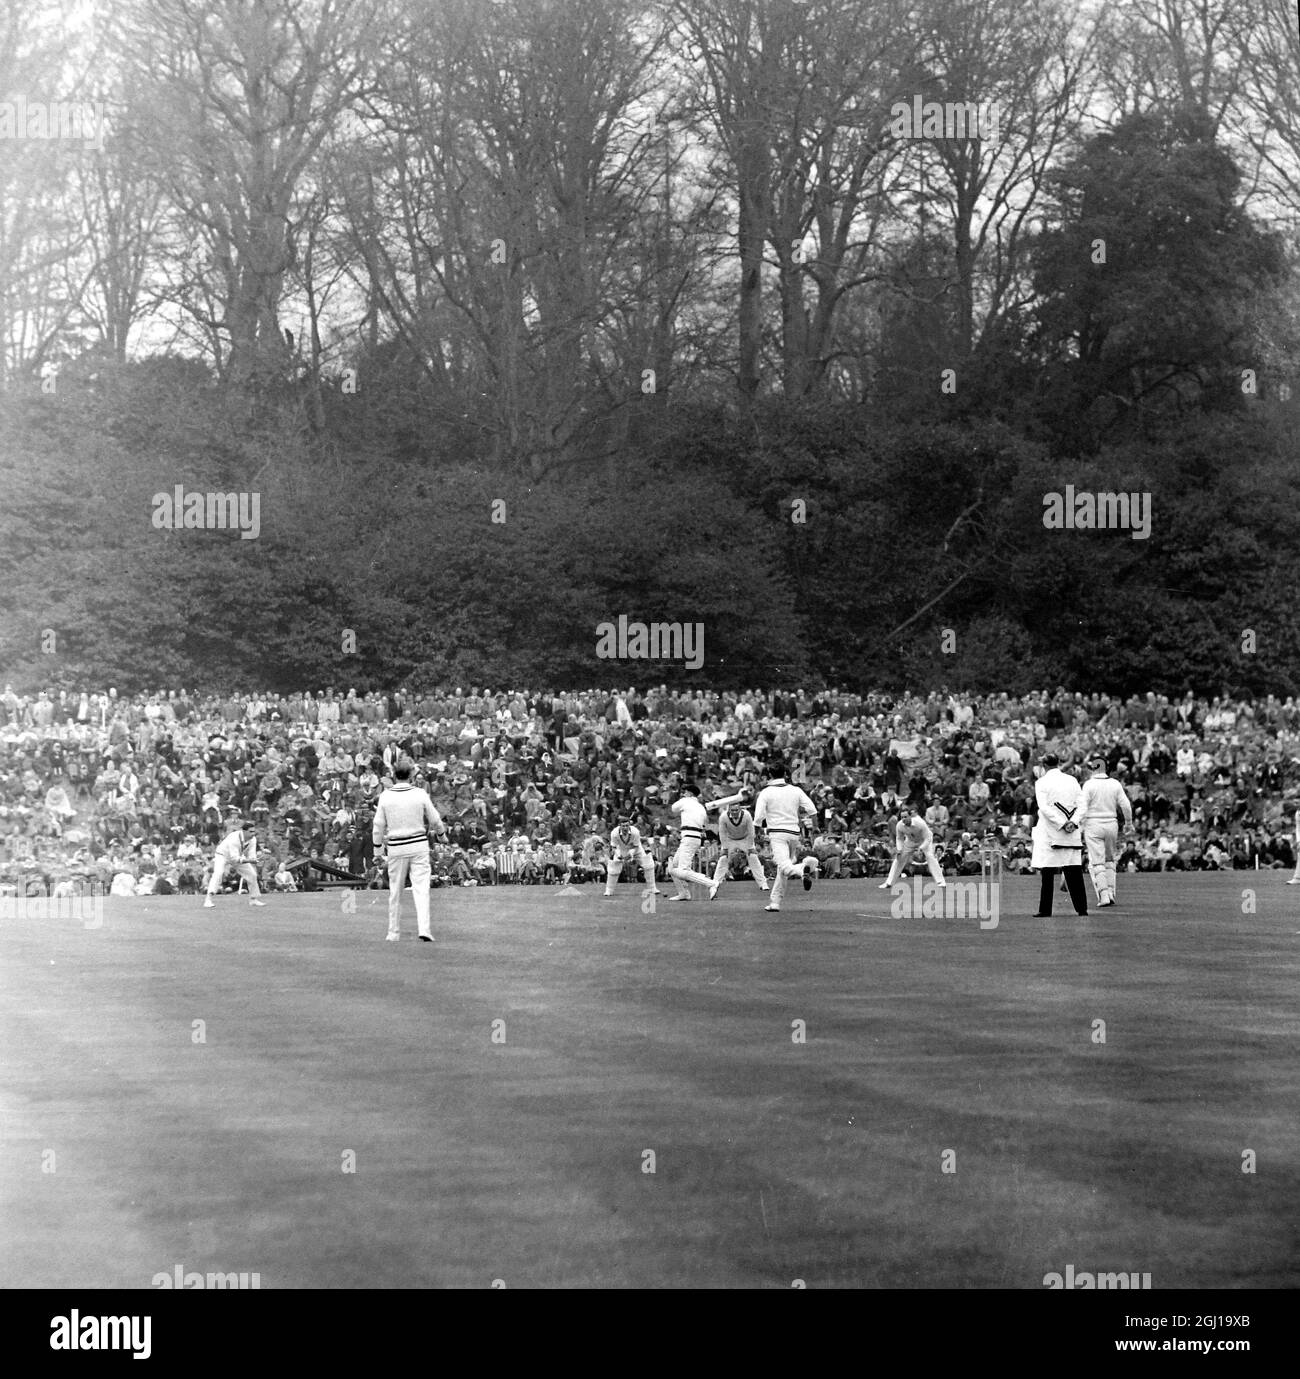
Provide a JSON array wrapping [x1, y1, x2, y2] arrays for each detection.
[[711, 803, 770, 892], [203, 819, 265, 908], [604, 818, 660, 898], [878, 802, 946, 888], [373, 760, 447, 942]]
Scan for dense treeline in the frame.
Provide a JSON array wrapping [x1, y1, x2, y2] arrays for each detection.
[[3, 352, 1298, 696], [2, 1, 1299, 695]]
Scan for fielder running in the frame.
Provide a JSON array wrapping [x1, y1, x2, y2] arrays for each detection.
[[878, 804, 946, 888], [373, 760, 446, 942], [753, 763, 818, 913], [1080, 755, 1133, 908], [668, 781, 747, 901], [605, 818, 661, 898], [203, 819, 265, 907], [710, 803, 770, 892]]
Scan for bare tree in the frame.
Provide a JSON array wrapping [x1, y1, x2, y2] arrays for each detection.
[[0, 0, 96, 380], [1094, 0, 1251, 133], [1234, 0, 1300, 220], [109, 0, 385, 386], [337, 0, 679, 476], [890, 0, 1092, 365], [71, 114, 167, 363]]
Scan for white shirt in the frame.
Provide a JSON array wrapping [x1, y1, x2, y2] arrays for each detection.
[[671, 788, 744, 833], [753, 780, 816, 834], [215, 828, 256, 863], [1081, 774, 1133, 827], [896, 816, 935, 850], [609, 825, 648, 857]]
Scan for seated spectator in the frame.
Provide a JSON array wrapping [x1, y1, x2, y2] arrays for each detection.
[[472, 849, 497, 886], [812, 831, 843, 879], [153, 866, 180, 895], [517, 845, 541, 884], [1155, 832, 1182, 870]]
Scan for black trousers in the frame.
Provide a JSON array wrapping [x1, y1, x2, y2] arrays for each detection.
[[1038, 866, 1088, 915]]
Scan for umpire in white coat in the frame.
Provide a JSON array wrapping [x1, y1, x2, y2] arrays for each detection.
[[1031, 753, 1089, 917], [373, 759, 446, 942]]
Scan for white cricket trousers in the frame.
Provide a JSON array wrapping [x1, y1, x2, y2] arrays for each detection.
[[386, 846, 432, 939], [712, 845, 768, 889], [207, 857, 262, 898], [885, 845, 944, 886], [669, 832, 711, 896], [768, 832, 810, 908], [1085, 823, 1119, 903]]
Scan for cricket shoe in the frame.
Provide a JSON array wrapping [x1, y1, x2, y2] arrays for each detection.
[[1288, 879, 1300, 885], [202, 899, 215, 908], [250, 899, 266, 906], [666, 894, 690, 901], [385, 932, 400, 942], [802, 861, 816, 891], [707, 881, 721, 900], [764, 904, 781, 912], [419, 935, 433, 943], [877, 880, 892, 890]]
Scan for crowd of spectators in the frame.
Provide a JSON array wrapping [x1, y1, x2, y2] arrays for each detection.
[[2, 682, 1297, 900]]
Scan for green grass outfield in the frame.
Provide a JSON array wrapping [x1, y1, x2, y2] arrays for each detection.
[[2, 873, 1296, 1289]]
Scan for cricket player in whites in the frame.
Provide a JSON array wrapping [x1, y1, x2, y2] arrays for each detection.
[[373, 759, 446, 942], [753, 762, 818, 913], [1080, 755, 1133, 908], [605, 818, 661, 898], [668, 780, 747, 901], [878, 802, 946, 888], [711, 803, 770, 893], [1287, 803, 1300, 885], [203, 818, 265, 907]]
